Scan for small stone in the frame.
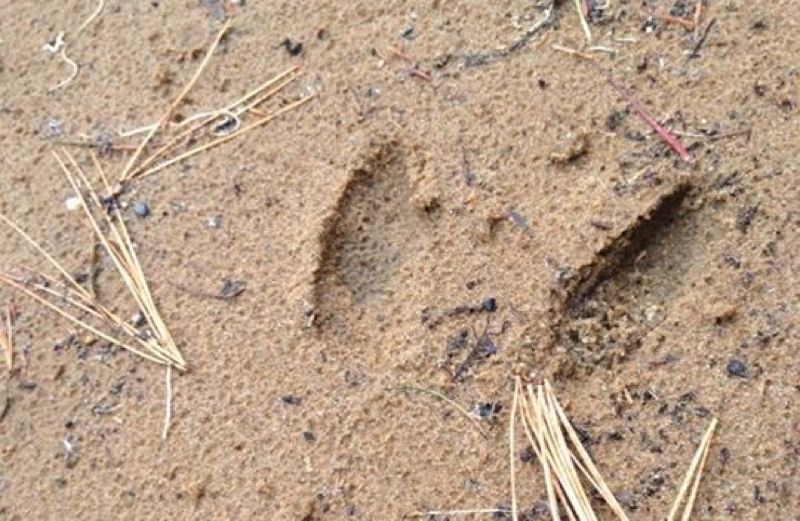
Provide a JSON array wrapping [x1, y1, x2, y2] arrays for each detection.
[[302, 431, 316, 442], [281, 395, 301, 405], [519, 446, 536, 463], [64, 196, 82, 211], [41, 117, 64, 139], [186, 477, 208, 503], [726, 359, 747, 378], [131, 312, 146, 327], [476, 402, 502, 419], [133, 201, 150, 218], [281, 38, 303, 56], [207, 215, 222, 228], [481, 297, 497, 312]]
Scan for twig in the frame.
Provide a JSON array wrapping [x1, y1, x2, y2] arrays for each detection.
[[552, 44, 691, 161], [0, 303, 13, 371], [670, 128, 749, 141], [603, 74, 692, 162], [658, 14, 695, 30], [693, 0, 704, 41]]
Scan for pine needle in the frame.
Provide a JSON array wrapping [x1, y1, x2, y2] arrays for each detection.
[[517, 378, 630, 521], [129, 65, 301, 178], [0, 150, 188, 436], [0, 303, 13, 371], [667, 418, 718, 521], [119, 19, 232, 183], [133, 95, 314, 181], [573, 0, 592, 44]]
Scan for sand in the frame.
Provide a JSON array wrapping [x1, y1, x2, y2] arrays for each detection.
[[0, 0, 798, 519]]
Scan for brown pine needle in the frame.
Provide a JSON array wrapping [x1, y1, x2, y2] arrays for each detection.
[[516, 378, 630, 521], [668, 418, 718, 521], [58, 150, 185, 368], [134, 95, 314, 181], [129, 66, 302, 179], [0, 273, 165, 365], [0, 212, 90, 300], [119, 19, 232, 183]]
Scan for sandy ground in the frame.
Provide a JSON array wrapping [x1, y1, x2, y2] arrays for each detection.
[[0, 0, 798, 519]]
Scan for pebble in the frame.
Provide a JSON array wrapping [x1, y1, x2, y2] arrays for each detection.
[[207, 215, 222, 229], [281, 395, 301, 406], [64, 196, 82, 211], [133, 201, 150, 218], [42, 117, 64, 139], [481, 297, 497, 312], [726, 359, 748, 378]]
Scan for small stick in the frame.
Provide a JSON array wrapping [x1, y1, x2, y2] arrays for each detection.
[[134, 96, 314, 180], [671, 128, 749, 141], [551, 44, 691, 162], [688, 18, 716, 58], [605, 76, 692, 161]]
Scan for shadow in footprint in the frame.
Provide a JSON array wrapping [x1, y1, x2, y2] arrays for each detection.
[[313, 142, 426, 339]]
